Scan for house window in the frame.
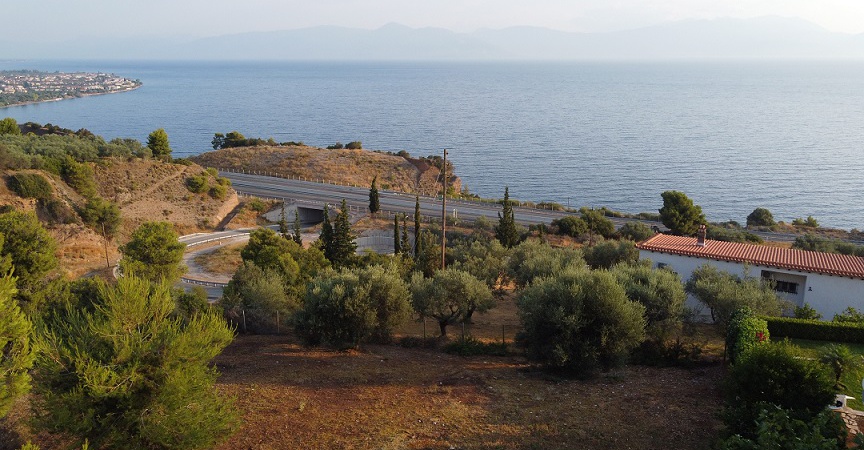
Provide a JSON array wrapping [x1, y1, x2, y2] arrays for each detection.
[[774, 280, 798, 294]]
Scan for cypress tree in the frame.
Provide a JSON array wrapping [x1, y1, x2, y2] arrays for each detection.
[[495, 187, 520, 248], [320, 204, 334, 261], [331, 199, 357, 267], [292, 210, 303, 245], [369, 176, 380, 215], [400, 214, 410, 254], [414, 196, 421, 257], [393, 214, 401, 254]]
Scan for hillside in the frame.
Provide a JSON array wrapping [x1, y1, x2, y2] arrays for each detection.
[[190, 145, 461, 196], [0, 159, 237, 278]]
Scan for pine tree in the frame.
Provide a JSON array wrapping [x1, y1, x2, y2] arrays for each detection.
[[414, 196, 421, 257], [278, 203, 289, 238], [146, 128, 172, 160], [393, 214, 401, 254], [495, 187, 520, 248], [400, 214, 410, 254], [292, 210, 303, 245], [0, 275, 33, 419], [330, 200, 357, 267], [32, 276, 237, 448], [369, 176, 380, 215], [320, 204, 334, 261]]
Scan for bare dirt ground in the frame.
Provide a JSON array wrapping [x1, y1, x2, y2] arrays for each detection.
[[213, 333, 724, 450]]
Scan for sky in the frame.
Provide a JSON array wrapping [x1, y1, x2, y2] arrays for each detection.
[[7, 0, 864, 42]]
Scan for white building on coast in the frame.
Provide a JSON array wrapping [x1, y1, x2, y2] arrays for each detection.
[[636, 232, 864, 319]]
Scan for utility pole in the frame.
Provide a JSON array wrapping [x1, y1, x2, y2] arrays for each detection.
[[101, 222, 110, 268], [440, 149, 447, 270]]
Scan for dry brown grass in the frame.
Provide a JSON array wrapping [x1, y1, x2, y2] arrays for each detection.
[[191, 145, 460, 196], [193, 242, 245, 276], [1, 296, 726, 450]]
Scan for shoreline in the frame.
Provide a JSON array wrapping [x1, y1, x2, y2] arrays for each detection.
[[0, 84, 142, 110]]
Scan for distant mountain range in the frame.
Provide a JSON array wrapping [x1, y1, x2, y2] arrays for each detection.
[[7, 16, 864, 60]]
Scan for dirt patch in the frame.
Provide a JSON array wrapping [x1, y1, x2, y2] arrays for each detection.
[[211, 333, 724, 450]]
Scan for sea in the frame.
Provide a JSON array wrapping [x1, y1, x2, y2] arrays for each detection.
[[1, 60, 863, 230]]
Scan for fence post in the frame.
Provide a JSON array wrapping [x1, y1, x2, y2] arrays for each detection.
[[242, 310, 247, 333]]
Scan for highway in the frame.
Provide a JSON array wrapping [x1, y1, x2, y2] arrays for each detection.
[[221, 171, 665, 230]]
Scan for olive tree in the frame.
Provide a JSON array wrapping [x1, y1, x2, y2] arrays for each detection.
[[506, 239, 583, 288], [518, 268, 645, 376], [295, 264, 410, 347], [612, 262, 686, 342], [685, 264, 787, 329], [410, 268, 493, 337]]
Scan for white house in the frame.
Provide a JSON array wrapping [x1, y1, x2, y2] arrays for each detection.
[[635, 232, 864, 319]]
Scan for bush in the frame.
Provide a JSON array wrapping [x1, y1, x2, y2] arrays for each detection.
[[60, 157, 97, 198], [205, 167, 218, 177], [326, 142, 344, 150], [685, 265, 787, 329], [295, 265, 410, 348], [583, 240, 638, 269], [246, 198, 267, 212], [612, 262, 686, 342], [794, 303, 822, 320], [721, 341, 835, 439], [345, 141, 362, 150], [517, 268, 646, 376], [444, 337, 507, 356], [746, 208, 776, 227], [617, 222, 655, 242], [216, 176, 231, 186], [792, 216, 819, 228], [719, 405, 845, 450], [38, 198, 78, 225], [833, 306, 864, 324], [221, 262, 298, 334], [186, 173, 209, 193], [551, 215, 588, 237], [506, 240, 584, 288], [765, 317, 864, 344], [725, 307, 769, 364], [7, 172, 52, 200], [209, 183, 227, 200]]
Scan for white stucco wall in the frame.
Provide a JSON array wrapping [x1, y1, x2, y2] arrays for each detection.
[[638, 249, 864, 319]]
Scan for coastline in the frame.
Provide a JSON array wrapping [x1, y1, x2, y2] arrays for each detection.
[[0, 84, 142, 110]]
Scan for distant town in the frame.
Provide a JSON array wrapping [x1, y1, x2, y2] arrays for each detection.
[[0, 70, 141, 107]]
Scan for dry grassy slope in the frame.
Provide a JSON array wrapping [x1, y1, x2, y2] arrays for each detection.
[[0, 159, 238, 279], [93, 159, 238, 238], [191, 145, 461, 196]]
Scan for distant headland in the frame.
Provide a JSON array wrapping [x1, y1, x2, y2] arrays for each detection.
[[0, 70, 141, 108]]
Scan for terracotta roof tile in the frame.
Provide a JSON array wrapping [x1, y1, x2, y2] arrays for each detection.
[[636, 234, 864, 279]]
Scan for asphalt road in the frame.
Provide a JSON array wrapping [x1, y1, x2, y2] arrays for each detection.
[[222, 171, 667, 230]]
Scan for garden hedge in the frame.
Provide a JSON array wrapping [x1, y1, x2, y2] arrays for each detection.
[[764, 317, 864, 344]]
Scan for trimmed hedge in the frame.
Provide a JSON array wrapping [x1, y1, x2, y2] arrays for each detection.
[[727, 308, 769, 364], [764, 317, 864, 344]]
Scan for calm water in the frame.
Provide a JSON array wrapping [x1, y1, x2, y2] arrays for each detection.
[[2, 60, 863, 229]]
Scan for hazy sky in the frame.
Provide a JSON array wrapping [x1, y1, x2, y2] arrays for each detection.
[[8, 0, 864, 42]]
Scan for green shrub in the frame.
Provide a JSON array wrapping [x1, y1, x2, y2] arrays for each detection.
[[209, 184, 227, 200], [186, 173, 208, 194], [60, 158, 97, 198], [246, 198, 267, 212], [551, 215, 588, 237], [765, 316, 864, 344], [794, 303, 822, 320], [345, 141, 362, 150], [725, 307, 769, 364], [216, 176, 231, 186], [517, 268, 646, 376], [205, 167, 218, 177], [719, 405, 845, 450], [746, 208, 776, 228], [722, 341, 835, 439], [583, 240, 638, 269], [792, 216, 819, 228], [326, 142, 344, 150], [443, 337, 507, 356], [833, 306, 864, 324], [617, 222, 655, 242], [7, 173, 53, 200], [172, 158, 193, 166]]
